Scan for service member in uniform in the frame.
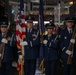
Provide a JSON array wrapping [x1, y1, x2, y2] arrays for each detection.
[[0, 16, 16, 75], [59, 15, 76, 75], [43, 23, 58, 75], [19, 16, 40, 75], [10, 22, 18, 62]]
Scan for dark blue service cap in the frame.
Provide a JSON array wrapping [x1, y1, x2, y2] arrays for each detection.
[[26, 15, 34, 23], [65, 14, 75, 22], [0, 21, 8, 27], [0, 15, 8, 27], [46, 23, 55, 29]]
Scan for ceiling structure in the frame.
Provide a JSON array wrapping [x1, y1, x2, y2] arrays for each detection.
[[8, 0, 75, 22], [9, 0, 73, 15], [10, 0, 72, 3], [0, 0, 75, 24]]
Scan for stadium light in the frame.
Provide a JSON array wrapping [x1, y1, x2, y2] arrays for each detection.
[[30, 0, 39, 3]]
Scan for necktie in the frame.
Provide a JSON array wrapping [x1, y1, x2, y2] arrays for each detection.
[[69, 30, 72, 34], [48, 36, 50, 40], [29, 29, 31, 33]]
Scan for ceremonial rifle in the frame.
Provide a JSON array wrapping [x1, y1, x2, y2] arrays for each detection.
[[0, 34, 6, 67], [67, 25, 76, 64]]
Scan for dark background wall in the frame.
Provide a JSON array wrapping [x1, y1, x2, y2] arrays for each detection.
[[69, 4, 76, 16]]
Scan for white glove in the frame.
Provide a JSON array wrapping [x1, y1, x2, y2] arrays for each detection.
[[44, 31, 48, 35], [19, 55, 23, 60], [70, 39, 75, 44], [1, 38, 8, 43], [20, 41, 28, 46], [43, 40, 48, 45], [49, 43, 51, 47], [12, 61, 17, 67], [65, 50, 73, 55], [0, 53, 1, 57]]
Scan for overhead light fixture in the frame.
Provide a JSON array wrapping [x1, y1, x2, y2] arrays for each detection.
[[64, 6, 70, 8], [30, 0, 39, 3], [12, 9, 14, 14], [69, 1, 73, 5]]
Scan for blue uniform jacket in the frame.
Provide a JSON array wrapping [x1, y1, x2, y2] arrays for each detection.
[[0, 33, 16, 62], [59, 28, 76, 60], [23, 28, 40, 60], [43, 34, 58, 61]]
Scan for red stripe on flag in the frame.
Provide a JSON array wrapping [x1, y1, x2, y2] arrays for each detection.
[[21, 15, 25, 19]]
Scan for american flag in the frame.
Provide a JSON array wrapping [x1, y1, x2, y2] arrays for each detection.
[[16, 0, 26, 50], [16, 0, 26, 74]]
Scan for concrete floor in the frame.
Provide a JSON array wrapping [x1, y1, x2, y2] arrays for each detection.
[[12, 67, 62, 75]]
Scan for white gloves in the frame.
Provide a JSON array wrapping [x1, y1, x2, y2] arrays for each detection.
[[49, 43, 51, 47], [1, 38, 8, 44], [0, 53, 1, 57], [19, 55, 23, 60], [44, 31, 48, 35], [20, 41, 28, 46], [70, 39, 75, 44], [65, 50, 73, 55], [43, 40, 48, 45]]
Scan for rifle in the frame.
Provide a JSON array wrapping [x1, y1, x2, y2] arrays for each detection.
[[0, 34, 6, 67], [67, 25, 76, 64]]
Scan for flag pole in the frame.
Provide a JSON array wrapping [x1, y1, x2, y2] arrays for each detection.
[[16, 0, 26, 75], [39, 0, 45, 75], [20, 0, 26, 74], [58, 0, 60, 25]]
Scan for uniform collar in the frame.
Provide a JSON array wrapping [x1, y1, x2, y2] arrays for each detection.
[[48, 34, 52, 37], [2, 33, 6, 37], [27, 28, 32, 33], [67, 27, 72, 33]]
